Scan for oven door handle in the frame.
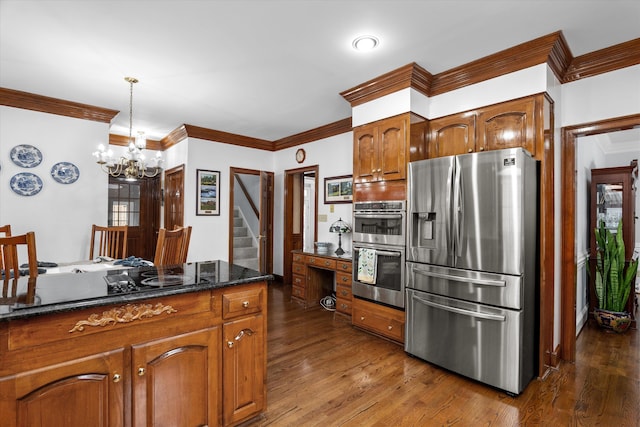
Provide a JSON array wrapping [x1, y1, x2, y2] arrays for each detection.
[[410, 268, 506, 287], [354, 213, 404, 219], [353, 248, 402, 258], [412, 294, 506, 322]]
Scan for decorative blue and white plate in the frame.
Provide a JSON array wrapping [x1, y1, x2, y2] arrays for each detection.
[[50, 162, 80, 184], [10, 145, 43, 168], [10, 172, 43, 196]]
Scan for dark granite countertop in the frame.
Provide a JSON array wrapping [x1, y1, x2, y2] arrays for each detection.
[[292, 249, 352, 260], [0, 260, 272, 321]]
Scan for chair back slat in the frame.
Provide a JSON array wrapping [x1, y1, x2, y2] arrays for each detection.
[[154, 226, 192, 266], [1, 232, 38, 282], [90, 225, 128, 259]]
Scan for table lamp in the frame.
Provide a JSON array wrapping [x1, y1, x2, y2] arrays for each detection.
[[329, 217, 351, 256]]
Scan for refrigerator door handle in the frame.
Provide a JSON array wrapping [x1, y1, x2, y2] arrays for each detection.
[[412, 294, 506, 322], [410, 267, 506, 287], [453, 157, 463, 258]]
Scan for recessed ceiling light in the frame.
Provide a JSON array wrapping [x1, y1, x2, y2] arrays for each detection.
[[352, 35, 379, 51]]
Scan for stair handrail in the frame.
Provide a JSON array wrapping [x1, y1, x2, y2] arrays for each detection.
[[235, 175, 259, 218]]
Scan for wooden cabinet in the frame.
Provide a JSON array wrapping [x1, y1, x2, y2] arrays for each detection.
[[477, 97, 537, 155], [429, 112, 476, 157], [353, 113, 427, 201], [0, 282, 268, 427], [352, 297, 405, 344], [589, 161, 638, 322], [353, 115, 407, 184], [335, 259, 353, 317], [291, 251, 353, 316], [7, 349, 126, 427], [427, 95, 541, 159], [132, 328, 219, 427]]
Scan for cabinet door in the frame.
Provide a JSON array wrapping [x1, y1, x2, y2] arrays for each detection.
[[223, 315, 266, 426], [9, 349, 125, 427], [477, 98, 536, 154], [429, 113, 476, 156], [353, 126, 377, 183], [131, 328, 220, 427], [378, 116, 407, 181]]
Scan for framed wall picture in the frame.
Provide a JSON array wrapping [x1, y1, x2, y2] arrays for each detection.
[[324, 175, 353, 204], [196, 169, 220, 215]]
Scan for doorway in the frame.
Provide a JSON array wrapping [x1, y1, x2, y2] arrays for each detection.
[[229, 168, 274, 273], [561, 113, 640, 361], [283, 166, 318, 285], [164, 164, 185, 231], [108, 175, 161, 261]]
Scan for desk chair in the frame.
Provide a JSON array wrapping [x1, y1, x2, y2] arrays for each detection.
[[154, 226, 192, 266], [90, 225, 128, 260]]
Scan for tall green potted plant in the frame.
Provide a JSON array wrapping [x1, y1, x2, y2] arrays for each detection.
[[593, 219, 638, 332]]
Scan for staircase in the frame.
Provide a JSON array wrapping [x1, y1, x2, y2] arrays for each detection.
[[233, 208, 259, 271]]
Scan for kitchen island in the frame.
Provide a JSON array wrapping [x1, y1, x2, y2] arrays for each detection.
[[0, 260, 271, 427]]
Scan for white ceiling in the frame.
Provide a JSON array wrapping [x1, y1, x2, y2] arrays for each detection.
[[1, 0, 639, 143]]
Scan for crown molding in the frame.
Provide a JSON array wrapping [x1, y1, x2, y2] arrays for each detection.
[[340, 63, 433, 107], [563, 38, 640, 83], [161, 125, 189, 149], [0, 87, 118, 123], [109, 134, 163, 151], [183, 124, 274, 151], [273, 118, 352, 150]]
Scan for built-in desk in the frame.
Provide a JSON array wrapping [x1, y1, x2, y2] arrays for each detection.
[[291, 250, 352, 317]]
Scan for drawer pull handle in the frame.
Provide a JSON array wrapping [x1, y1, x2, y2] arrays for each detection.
[[341, 304, 348, 309], [113, 373, 121, 383], [388, 325, 393, 330], [360, 316, 365, 321], [138, 367, 146, 376], [228, 328, 255, 347], [242, 301, 250, 308], [341, 290, 348, 296]]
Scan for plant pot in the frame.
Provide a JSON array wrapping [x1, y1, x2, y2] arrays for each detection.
[[593, 308, 632, 333]]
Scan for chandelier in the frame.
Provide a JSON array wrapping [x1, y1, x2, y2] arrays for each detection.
[[93, 77, 163, 181]]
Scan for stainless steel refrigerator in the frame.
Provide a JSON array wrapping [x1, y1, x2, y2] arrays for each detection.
[[405, 147, 538, 395]]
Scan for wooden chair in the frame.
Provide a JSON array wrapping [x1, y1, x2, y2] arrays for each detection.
[[0, 225, 13, 279], [1, 232, 38, 305], [90, 225, 128, 260], [1, 231, 38, 280], [154, 226, 192, 266]]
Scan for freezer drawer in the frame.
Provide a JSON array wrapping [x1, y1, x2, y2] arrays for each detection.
[[406, 262, 523, 310], [405, 289, 533, 395]]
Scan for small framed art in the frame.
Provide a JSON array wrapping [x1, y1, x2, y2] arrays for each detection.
[[324, 175, 353, 204], [197, 169, 220, 215]]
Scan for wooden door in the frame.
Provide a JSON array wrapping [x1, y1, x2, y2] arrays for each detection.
[[131, 328, 220, 427], [108, 176, 161, 261], [283, 166, 318, 286], [222, 315, 265, 425], [12, 349, 125, 427], [378, 115, 407, 181], [259, 171, 274, 274], [353, 125, 377, 183], [477, 97, 536, 154], [164, 164, 185, 231], [429, 113, 476, 157]]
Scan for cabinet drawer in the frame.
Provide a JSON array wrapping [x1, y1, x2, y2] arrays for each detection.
[[336, 260, 352, 273], [291, 285, 305, 299], [292, 253, 305, 263], [353, 298, 404, 343], [336, 283, 352, 301], [292, 262, 305, 275], [222, 285, 264, 320], [307, 256, 336, 270], [336, 300, 352, 315], [292, 274, 305, 288], [335, 272, 352, 287]]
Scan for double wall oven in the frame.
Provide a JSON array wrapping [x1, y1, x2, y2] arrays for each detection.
[[352, 201, 405, 309]]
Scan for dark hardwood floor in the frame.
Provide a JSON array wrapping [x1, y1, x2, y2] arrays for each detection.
[[243, 282, 639, 426]]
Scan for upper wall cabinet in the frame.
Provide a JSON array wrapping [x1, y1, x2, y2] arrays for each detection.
[[353, 114, 408, 184], [477, 97, 536, 155], [427, 95, 541, 159], [429, 113, 477, 157]]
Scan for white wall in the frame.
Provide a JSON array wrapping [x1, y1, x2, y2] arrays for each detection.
[[0, 106, 109, 262], [273, 132, 354, 276]]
